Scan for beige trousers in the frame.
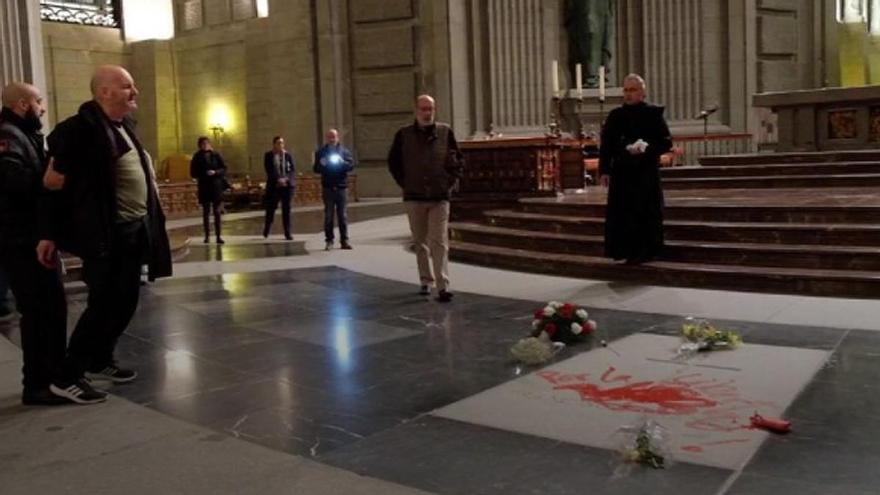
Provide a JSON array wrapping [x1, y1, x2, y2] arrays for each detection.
[[404, 200, 450, 291]]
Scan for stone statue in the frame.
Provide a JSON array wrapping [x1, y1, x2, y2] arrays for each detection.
[[564, 0, 616, 88]]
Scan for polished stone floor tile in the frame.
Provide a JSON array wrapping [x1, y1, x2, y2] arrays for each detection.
[[179, 242, 308, 263], [63, 266, 879, 494], [242, 315, 422, 349], [434, 333, 829, 470], [726, 472, 877, 495], [322, 416, 732, 495]]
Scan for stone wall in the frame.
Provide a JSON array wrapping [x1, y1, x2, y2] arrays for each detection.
[[42, 22, 131, 127]]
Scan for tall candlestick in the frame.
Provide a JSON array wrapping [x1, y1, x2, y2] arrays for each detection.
[[551, 60, 560, 96], [598, 65, 606, 101], [575, 63, 583, 99]]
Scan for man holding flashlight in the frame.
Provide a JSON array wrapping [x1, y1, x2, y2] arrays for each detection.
[[313, 129, 354, 250]]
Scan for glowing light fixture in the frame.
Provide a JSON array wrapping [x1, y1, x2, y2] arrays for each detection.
[[207, 103, 232, 142], [122, 0, 174, 42], [256, 0, 269, 18]]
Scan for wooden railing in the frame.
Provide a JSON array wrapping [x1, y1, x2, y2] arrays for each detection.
[[459, 136, 597, 195], [668, 133, 754, 166], [457, 133, 753, 196]]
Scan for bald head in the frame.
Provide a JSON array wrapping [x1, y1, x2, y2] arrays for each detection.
[[91, 65, 139, 120], [415, 94, 436, 127], [325, 128, 340, 146], [2, 82, 39, 108], [1, 82, 45, 123]]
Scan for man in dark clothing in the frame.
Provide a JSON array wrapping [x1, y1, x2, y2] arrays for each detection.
[[190, 136, 227, 244], [46, 66, 172, 393], [388, 95, 464, 303], [263, 136, 296, 240], [598, 73, 672, 264], [313, 128, 354, 251], [0, 82, 105, 405]]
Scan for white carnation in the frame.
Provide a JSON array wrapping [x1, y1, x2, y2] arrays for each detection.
[[571, 322, 583, 335], [575, 309, 588, 320], [531, 319, 541, 329], [549, 301, 563, 308], [543, 307, 556, 317]]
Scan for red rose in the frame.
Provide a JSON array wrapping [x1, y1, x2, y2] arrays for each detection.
[[544, 323, 557, 336], [560, 306, 574, 319], [534, 309, 545, 320]]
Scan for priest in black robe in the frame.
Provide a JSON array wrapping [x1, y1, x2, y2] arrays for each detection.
[[598, 74, 672, 264]]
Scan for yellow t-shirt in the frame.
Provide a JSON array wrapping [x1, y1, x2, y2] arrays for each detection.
[[115, 127, 149, 223]]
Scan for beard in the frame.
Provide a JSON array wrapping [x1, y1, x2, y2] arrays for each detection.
[[23, 108, 43, 131]]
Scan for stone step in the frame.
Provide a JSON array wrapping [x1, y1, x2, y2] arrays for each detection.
[[518, 199, 880, 224], [450, 240, 880, 299], [700, 150, 880, 167], [662, 173, 880, 190], [661, 162, 880, 179], [483, 210, 880, 246], [450, 223, 880, 271]]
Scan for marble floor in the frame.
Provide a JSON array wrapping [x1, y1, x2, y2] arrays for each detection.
[[2, 200, 879, 494]]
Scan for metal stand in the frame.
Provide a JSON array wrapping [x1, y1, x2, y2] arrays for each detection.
[[700, 114, 709, 158], [548, 96, 562, 138]]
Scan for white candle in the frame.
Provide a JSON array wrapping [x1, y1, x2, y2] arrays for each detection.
[[598, 65, 605, 100], [575, 63, 583, 99], [551, 60, 559, 96]]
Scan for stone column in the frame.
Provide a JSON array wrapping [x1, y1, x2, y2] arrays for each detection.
[[483, 0, 555, 135], [0, 0, 48, 112], [640, 0, 705, 125]]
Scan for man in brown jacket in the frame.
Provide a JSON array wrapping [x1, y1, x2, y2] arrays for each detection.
[[387, 95, 464, 303]]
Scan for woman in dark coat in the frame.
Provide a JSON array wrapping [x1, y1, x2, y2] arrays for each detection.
[[190, 136, 227, 244]]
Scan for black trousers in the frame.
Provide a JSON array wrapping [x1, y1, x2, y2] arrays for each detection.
[[322, 187, 348, 242], [264, 187, 293, 236], [202, 201, 222, 240], [67, 221, 146, 374], [1, 245, 70, 390]]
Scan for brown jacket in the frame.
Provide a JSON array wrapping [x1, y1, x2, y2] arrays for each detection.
[[387, 121, 463, 201]]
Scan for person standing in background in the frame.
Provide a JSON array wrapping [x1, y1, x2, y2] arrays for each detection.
[[190, 136, 227, 244], [313, 128, 354, 251], [262, 136, 296, 241]]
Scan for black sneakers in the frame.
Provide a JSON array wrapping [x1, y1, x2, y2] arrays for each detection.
[[340, 241, 353, 250], [437, 290, 453, 303], [49, 379, 108, 405], [419, 285, 430, 296], [85, 365, 138, 384]]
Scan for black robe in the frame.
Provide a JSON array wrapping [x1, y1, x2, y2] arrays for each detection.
[[599, 102, 672, 261]]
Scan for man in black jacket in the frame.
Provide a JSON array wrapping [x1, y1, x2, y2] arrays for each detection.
[[313, 128, 354, 251], [387, 95, 463, 303], [46, 65, 172, 389], [0, 82, 105, 405], [263, 136, 296, 240]]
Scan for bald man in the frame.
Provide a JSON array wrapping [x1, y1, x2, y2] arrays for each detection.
[[387, 95, 464, 302], [0, 82, 105, 404], [46, 65, 172, 391], [313, 128, 354, 250]]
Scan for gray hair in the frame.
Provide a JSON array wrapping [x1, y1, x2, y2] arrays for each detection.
[[623, 73, 646, 90]]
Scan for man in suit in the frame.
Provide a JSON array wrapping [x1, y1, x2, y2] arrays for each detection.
[[263, 136, 296, 240]]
